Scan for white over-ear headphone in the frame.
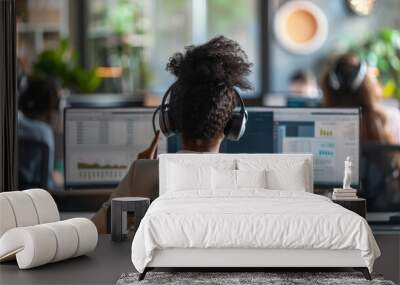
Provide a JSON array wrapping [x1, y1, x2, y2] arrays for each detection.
[[328, 60, 367, 92]]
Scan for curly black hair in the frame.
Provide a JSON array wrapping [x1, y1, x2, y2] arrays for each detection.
[[166, 35, 253, 140]]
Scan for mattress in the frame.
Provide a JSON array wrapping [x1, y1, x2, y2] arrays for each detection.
[[131, 190, 380, 273]]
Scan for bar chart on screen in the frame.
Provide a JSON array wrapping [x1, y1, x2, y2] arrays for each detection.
[[77, 162, 127, 180], [67, 151, 134, 184]]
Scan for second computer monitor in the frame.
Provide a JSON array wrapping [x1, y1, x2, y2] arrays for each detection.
[[168, 107, 360, 188], [267, 108, 360, 188], [64, 108, 167, 189]]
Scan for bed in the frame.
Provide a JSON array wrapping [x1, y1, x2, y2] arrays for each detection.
[[131, 154, 380, 280]]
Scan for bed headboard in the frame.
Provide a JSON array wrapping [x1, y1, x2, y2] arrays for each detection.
[[159, 153, 313, 195]]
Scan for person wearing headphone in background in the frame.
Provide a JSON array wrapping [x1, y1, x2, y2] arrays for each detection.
[[321, 53, 400, 145], [18, 77, 63, 190], [321, 54, 400, 212], [92, 36, 252, 233]]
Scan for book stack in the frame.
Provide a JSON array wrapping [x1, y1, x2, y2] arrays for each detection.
[[332, 188, 358, 200]]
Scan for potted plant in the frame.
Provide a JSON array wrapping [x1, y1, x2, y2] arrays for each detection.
[[105, 0, 152, 95], [352, 28, 400, 100], [32, 39, 102, 94]]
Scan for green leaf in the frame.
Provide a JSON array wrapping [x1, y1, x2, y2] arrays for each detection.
[[354, 28, 400, 97], [395, 87, 400, 99], [377, 58, 389, 72], [32, 39, 102, 93], [380, 28, 394, 43], [107, 0, 136, 35]]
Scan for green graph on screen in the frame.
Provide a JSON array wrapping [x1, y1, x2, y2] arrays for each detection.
[[77, 162, 127, 170]]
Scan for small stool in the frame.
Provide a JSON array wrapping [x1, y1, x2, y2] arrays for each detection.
[[111, 197, 150, 242]]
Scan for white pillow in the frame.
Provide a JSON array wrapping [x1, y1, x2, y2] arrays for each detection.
[[266, 162, 307, 191], [237, 159, 309, 192], [212, 169, 237, 190], [212, 169, 268, 190], [236, 169, 267, 189], [167, 163, 212, 192]]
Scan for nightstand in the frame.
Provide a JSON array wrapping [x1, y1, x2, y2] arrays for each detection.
[[332, 198, 366, 218]]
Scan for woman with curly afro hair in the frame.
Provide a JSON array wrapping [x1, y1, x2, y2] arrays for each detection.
[[140, 35, 253, 154], [92, 36, 253, 233]]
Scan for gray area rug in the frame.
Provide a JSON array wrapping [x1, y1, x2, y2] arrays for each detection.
[[116, 272, 396, 285]]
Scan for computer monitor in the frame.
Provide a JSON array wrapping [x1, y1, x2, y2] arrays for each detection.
[[267, 108, 360, 188], [286, 96, 321, 108], [167, 110, 274, 154], [167, 107, 360, 188], [65, 94, 143, 108], [64, 108, 166, 189]]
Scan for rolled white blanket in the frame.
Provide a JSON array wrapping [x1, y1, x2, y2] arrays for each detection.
[[0, 196, 17, 237], [0, 218, 98, 269], [1, 191, 40, 227], [42, 221, 79, 262], [0, 189, 97, 269], [0, 189, 59, 237], [24, 189, 60, 224], [64, 218, 98, 257]]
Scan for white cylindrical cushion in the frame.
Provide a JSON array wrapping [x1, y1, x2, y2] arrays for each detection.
[[42, 221, 79, 262], [1, 192, 39, 227], [0, 218, 97, 269], [0, 226, 57, 269], [64, 218, 98, 257], [0, 196, 17, 237], [23, 189, 60, 223]]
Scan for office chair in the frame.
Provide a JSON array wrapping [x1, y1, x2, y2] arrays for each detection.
[[18, 139, 49, 189], [360, 143, 400, 217]]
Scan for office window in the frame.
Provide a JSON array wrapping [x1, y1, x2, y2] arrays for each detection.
[[16, 0, 69, 73], [87, 0, 260, 96], [208, 0, 260, 94], [140, 0, 194, 95]]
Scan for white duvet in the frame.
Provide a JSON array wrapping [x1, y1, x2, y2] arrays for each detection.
[[131, 190, 380, 273]]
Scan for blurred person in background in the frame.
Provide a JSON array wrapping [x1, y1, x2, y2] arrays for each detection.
[[290, 70, 320, 98], [321, 53, 400, 211], [321, 53, 400, 145], [18, 78, 63, 190]]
